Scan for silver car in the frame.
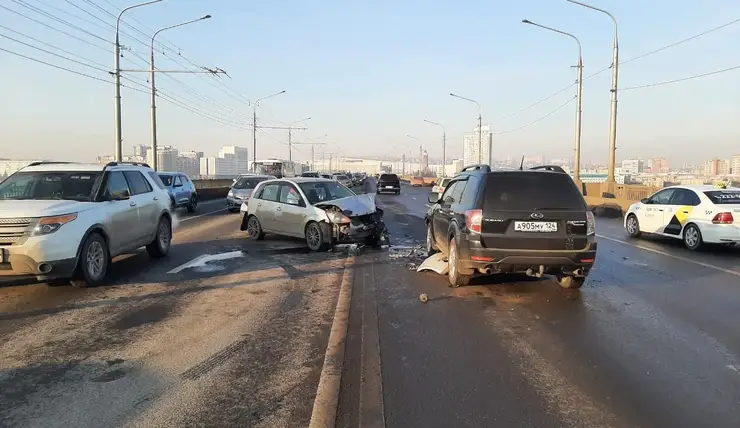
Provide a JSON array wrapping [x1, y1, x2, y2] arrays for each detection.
[[332, 174, 353, 188], [227, 175, 274, 212], [240, 177, 389, 250]]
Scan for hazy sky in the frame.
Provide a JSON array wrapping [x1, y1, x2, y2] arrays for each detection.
[[1, 0, 739, 165]]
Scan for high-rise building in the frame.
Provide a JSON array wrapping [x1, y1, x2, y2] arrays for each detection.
[[621, 159, 644, 175], [463, 124, 493, 166], [218, 146, 249, 174], [200, 156, 237, 177], [132, 144, 148, 158], [704, 158, 730, 176], [650, 157, 669, 173], [147, 146, 178, 171], [731, 155, 740, 176], [177, 151, 203, 177]]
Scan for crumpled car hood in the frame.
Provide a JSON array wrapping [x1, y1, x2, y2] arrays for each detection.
[[315, 194, 377, 216]]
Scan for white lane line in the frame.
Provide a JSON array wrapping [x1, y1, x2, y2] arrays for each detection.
[[596, 234, 740, 277], [179, 208, 229, 222], [167, 251, 244, 274]]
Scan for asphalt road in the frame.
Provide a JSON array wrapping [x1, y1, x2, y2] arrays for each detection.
[[3, 185, 740, 427], [338, 184, 740, 428]]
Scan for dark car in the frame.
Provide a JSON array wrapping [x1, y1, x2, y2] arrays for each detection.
[[425, 164, 596, 289], [377, 173, 401, 195]]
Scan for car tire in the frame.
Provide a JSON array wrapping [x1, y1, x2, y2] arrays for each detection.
[[426, 222, 438, 255], [305, 221, 330, 251], [395, 190, 400, 195], [626, 214, 641, 237], [557, 275, 584, 289], [447, 237, 471, 288], [71, 232, 109, 288], [683, 223, 704, 251], [246, 215, 265, 240], [146, 216, 172, 259], [187, 195, 198, 213]]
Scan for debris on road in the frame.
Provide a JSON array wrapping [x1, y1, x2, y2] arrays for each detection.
[[333, 243, 360, 255], [416, 253, 449, 275], [419, 293, 429, 303], [389, 245, 428, 259]]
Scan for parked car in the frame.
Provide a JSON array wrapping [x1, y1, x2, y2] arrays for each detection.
[[432, 177, 452, 195], [0, 161, 172, 287], [227, 174, 274, 212], [425, 164, 596, 289], [158, 172, 198, 213], [241, 177, 388, 250], [332, 174, 353, 188], [301, 171, 320, 178], [377, 173, 401, 195], [410, 176, 425, 187]]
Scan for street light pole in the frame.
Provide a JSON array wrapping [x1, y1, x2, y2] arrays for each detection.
[[424, 119, 446, 176], [114, 0, 163, 162], [522, 19, 583, 183], [149, 15, 211, 172], [450, 93, 483, 164], [566, 0, 619, 187], [252, 90, 286, 171]]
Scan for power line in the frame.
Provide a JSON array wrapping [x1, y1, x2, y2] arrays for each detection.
[[10, 0, 111, 44], [0, 33, 109, 73], [497, 96, 576, 135], [0, 46, 111, 83], [621, 64, 740, 91]]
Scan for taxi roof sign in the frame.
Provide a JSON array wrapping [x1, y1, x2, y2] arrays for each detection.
[[714, 180, 728, 189]]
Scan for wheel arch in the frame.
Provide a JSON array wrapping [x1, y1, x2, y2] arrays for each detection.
[[75, 224, 111, 260]]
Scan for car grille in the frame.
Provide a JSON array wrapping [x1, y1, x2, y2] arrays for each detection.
[[0, 218, 32, 246]]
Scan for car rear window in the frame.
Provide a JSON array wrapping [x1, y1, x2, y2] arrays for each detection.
[[704, 190, 740, 204], [483, 172, 585, 211], [380, 174, 398, 181]]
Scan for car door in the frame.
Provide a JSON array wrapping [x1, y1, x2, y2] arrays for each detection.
[[662, 188, 701, 236], [254, 182, 281, 231], [102, 171, 140, 255], [275, 183, 309, 237], [641, 188, 676, 233], [123, 170, 159, 244], [432, 180, 461, 252], [181, 174, 196, 200], [172, 175, 187, 205]]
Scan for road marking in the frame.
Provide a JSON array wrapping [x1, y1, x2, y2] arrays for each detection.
[[167, 250, 244, 274], [359, 261, 386, 428], [178, 207, 229, 223], [597, 234, 740, 277], [309, 255, 356, 428]]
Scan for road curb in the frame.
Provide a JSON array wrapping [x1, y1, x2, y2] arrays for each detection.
[[308, 255, 356, 428]]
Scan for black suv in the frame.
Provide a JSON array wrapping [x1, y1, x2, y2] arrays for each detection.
[[377, 173, 401, 195], [425, 164, 596, 289]]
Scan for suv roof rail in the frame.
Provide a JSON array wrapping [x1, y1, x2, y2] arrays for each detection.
[[460, 164, 491, 172], [25, 161, 75, 167], [104, 161, 152, 169], [530, 165, 566, 173]]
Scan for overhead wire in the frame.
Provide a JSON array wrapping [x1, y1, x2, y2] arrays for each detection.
[[621, 64, 740, 91], [10, 0, 111, 45], [496, 96, 576, 135]]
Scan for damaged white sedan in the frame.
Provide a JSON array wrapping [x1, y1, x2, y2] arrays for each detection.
[[240, 177, 389, 251]]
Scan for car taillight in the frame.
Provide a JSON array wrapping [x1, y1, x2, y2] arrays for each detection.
[[586, 211, 596, 235], [712, 212, 734, 224], [465, 209, 483, 233]]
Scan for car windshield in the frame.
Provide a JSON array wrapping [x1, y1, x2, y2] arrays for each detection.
[[299, 181, 355, 204], [704, 190, 740, 204], [233, 177, 265, 189], [158, 175, 174, 186], [0, 171, 102, 201], [336, 175, 349, 180], [483, 172, 586, 211]]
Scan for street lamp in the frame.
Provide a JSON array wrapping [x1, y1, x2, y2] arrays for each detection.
[[114, 0, 163, 162], [450, 93, 483, 164], [406, 134, 423, 175], [149, 14, 211, 172], [287, 117, 311, 162], [522, 19, 583, 183], [566, 0, 619, 187], [424, 119, 446, 177], [252, 90, 286, 171]]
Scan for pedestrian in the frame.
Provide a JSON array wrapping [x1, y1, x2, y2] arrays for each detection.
[[363, 174, 378, 202]]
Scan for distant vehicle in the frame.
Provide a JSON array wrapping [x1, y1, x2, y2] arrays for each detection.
[[0, 161, 172, 287], [425, 166, 596, 288], [319, 173, 333, 179], [410, 176, 425, 187], [432, 177, 452, 195], [377, 173, 401, 195], [624, 183, 740, 250], [158, 172, 198, 213], [241, 177, 387, 250], [251, 159, 301, 178], [332, 174, 353, 187], [301, 171, 320, 178], [227, 174, 274, 212]]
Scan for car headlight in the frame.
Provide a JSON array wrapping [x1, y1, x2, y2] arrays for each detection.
[[326, 211, 351, 224], [33, 213, 78, 236], [227, 190, 234, 198]]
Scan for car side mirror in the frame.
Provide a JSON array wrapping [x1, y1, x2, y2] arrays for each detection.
[[428, 192, 440, 204], [109, 189, 130, 201], [640, 198, 650, 204], [173, 183, 183, 188]]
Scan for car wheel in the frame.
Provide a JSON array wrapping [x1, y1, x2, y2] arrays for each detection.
[[447, 237, 470, 287], [246, 215, 265, 240], [683, 224, 704, 251], [557, 275, 584, 289], [426, 222, 438, 255], [626, 214, 641, 237], [71, 233, 109, 288], [146, 216, 172, 258], [187, 195, 198, 213], [305, 221, 329, 251]]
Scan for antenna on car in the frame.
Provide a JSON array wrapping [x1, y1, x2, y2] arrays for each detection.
[[519, 155, 524, 171]]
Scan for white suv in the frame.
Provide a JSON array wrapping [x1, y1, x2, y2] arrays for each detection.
[[0, 161, 173, 287]]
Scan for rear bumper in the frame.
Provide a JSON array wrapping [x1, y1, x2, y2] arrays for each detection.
[[457, 234, 598, 275], [377, 185, 400, 193]]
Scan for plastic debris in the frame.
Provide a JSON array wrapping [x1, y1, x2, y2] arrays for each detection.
[[333, 243, 360, 255], [419, 293, 429, 303], [416, 253, 449, 275], [388, 245, 428, 259], [406, 262, 417, 270]]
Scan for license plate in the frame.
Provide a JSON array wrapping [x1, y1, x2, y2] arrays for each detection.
[[385, 186, 393, 189], [514, 221, 558, 232]]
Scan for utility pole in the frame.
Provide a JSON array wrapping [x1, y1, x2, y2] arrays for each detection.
[[419, 145, 423, 175], [252, 91, 287, 171], [292, 142, 325, 171], [254, 124, 308, 163], [424, 119, 446, 177]]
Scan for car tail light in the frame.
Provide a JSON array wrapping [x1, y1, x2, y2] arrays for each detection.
[[465, 209, 483, 233], [586, 211, 596, 235], [712, 212, 734, 224]]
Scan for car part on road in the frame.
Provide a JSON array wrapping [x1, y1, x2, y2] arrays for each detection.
[[71, 232, 109, 288], [416, 252, 449, 275], [419, 293, 429, 303], [557, 274, 584, 289]]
